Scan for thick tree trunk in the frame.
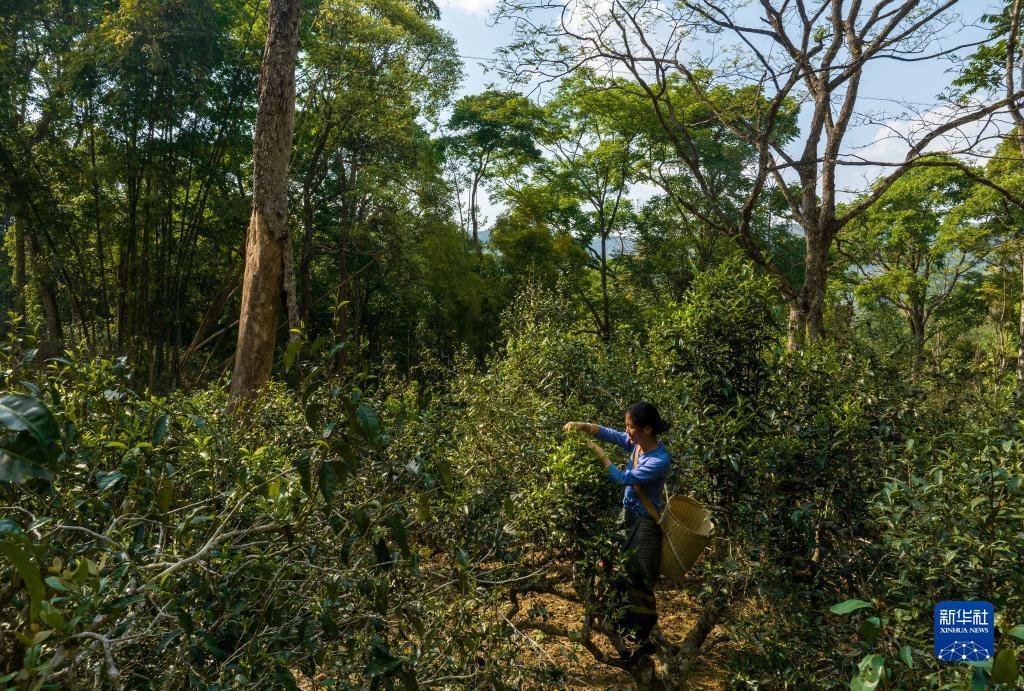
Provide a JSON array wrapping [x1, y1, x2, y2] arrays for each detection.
[[230, 0, 301, 400], [803, 231, 828, 345], [787, 227, 830, 349]]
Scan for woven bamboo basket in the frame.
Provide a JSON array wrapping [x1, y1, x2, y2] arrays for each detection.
[[658, 495, 714, 581]]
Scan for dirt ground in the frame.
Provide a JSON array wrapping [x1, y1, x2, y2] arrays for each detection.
[[295, 561, 733, 690], [513, 583, 730, 690]]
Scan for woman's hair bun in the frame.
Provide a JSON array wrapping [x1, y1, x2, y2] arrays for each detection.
[[626, 401, 669, 436]]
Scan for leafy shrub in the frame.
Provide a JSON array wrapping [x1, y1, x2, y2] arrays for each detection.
[[0, 351, 534, 688], [659, 257, 778, 408], [649, 262, 1024, 687], [21, 265, 1001, 689], [409, 284, 648, 563], [512, 440, 619, 554], [828, 424, 1024, 688], [628, 260, 937, 685]]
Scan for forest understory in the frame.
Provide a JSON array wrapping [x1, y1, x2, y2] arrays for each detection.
[[5, 0, 1024, 687]]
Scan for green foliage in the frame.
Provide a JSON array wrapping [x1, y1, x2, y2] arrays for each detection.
[[0, 393, 61, 482], [489, 190, 590, 299], [382, 283, 655, 609], [446, 89, 545, 168], [831, 599, 873, 615], [383, 266, 922, 685], [953, 2, 1014, 97], [3, 249, 1023, 688], [0, 350, 533, 687], [824, 423, 1024, 688], [517, 440, 619, 551], [5, 1, 1024, 686], [661, 257, 778, 407], [0, 0, 474, 385], [842, 159, 988, 365]]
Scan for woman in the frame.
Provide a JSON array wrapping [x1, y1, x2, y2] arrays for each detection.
[[563, 401, 671, 663]]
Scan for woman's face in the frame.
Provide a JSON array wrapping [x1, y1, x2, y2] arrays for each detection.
[[625, 412, 653, 445]]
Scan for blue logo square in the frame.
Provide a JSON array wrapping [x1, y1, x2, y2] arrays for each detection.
[[934, 601, 994, 661]]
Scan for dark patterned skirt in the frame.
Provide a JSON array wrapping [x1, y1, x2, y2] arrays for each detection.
[[606, 510, 660, 651], [623, 510, 662, 588]]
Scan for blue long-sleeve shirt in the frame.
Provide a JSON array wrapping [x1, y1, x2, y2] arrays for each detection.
[[596, 425, 671, 518]]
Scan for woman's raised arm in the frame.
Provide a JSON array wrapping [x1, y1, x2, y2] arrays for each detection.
[[563, 421, 631, 452]]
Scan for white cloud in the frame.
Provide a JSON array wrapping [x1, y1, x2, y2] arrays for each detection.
[[835, 103, 1013, 200], [562, 0, 613, 35]]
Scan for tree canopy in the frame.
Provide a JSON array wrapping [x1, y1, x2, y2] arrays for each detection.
[[3, 0, 1024, 688]]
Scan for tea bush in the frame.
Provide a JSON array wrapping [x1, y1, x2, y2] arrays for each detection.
[[829, 421, 1024, 688], [641, 261, 1024, 687], [4, 264, 1023, 689], [404, 285, 649, 565], [0, 349, 535, 688]]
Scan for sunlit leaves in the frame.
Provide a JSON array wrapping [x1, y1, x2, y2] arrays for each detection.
[[842, 158, 988, 356], [850, 654, 884, 691]]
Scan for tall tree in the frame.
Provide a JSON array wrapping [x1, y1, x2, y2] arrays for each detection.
[[497, 0, 1023, 348], [489, 183, 590, 299], [444, 90, 545, 249], [0, 0, 263, 384], [291, 0, 461, 371], [540, 74, 642, 341], [840, 161, 986, 372], [956, 135, 1024, 375], [957, 0, 1024, 377], [231, 0, 302, 399]]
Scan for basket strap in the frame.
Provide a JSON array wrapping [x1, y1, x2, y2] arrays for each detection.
[[631, 448, 701, 576], [631, 445, 662, 523]]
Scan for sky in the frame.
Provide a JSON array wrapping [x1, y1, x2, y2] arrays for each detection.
[[435, 1, 1008, 225], [437, 0, 507, 91]]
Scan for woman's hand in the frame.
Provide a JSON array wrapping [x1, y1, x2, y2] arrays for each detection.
[[585, 439, 612, 469], [562, 421, 596, 435]]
